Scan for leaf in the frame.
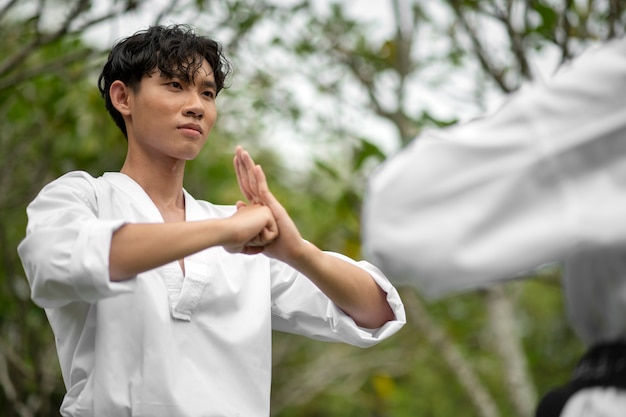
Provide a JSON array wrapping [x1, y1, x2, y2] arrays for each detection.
[[530, 2, 559, 38], [352, 138, 386, 171]]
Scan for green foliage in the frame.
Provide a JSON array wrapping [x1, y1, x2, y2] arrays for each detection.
[[530, 2, 560, 38], [1, 0, 620, 416]]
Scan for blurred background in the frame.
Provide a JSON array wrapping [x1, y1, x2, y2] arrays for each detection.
[[2, 0, 624, 416]]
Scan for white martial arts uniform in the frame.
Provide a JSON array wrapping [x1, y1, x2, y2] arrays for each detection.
[[362, 37, 626, 416], [18, 171, 405, 417]]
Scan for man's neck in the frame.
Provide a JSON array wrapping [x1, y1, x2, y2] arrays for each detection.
[[120, 157, 186, 221]]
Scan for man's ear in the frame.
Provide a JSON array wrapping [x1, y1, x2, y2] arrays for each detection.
[[109, 80, 132, 116]]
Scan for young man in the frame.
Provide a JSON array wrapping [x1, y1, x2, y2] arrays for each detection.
[[362, 37, 626, 416], [18, 25, 405, 417]]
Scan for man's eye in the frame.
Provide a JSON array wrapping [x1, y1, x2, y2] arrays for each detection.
[[168, 81, 182, 89], [203, 91, 215, 98]]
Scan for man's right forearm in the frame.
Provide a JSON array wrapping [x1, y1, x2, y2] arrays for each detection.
[[109, 204, 278, 281], [108, 220, 229, 281]]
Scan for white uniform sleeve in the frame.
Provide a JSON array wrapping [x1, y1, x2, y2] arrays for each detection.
[[270, 251, 406, 348], [362, 38, 626, 298], [18, 172, 135, 308]]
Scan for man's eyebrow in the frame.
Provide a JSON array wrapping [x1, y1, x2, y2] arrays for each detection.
[[157, 71, 216, 90], [200, 80, 217, 90]]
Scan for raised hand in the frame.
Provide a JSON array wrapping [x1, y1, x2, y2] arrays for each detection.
[[233, 146, 305, 263], [233, 146, 396, 328]]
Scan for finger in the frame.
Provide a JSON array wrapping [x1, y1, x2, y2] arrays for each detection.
[[242, 245, 264, 255], [237, 147, 261, 204], [254, 164, 280, 209], [234, 149, 255, 202], [234, 146, 254, 201], [247, 235, 265, 246], [234, 153, 255, 202], [251, 219, 278, 246], [261, 225, 278, 242], [247, 233, 271, 247]]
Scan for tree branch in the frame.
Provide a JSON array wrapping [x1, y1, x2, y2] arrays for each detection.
[[0, 49, 96, 91], [558, 0, 574, 64], [487, 285, 537, 417], [0, 350, 17, 402], [403, 289, 500, 417], [0, 0, 88, 77], [448, 1, 513, 94], [0, 0, 20, 22], [491, 0, 533, 81]]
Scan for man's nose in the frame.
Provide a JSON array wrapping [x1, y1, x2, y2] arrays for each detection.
[[183, 94, 204, 118]]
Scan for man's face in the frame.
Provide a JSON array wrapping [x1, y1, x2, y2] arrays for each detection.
[[124, 58, 218, 163]]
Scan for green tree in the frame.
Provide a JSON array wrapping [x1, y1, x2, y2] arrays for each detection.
[[2, 0, 623, 416]]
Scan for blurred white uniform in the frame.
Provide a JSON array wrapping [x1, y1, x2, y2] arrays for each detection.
[[362, 37, 626, 416]]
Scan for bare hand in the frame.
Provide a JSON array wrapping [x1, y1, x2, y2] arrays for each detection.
[[233, 146, 306, 262], [222, 202, 278, 255]]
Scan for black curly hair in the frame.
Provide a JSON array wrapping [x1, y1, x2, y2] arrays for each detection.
[[98, 24, 231, 138]]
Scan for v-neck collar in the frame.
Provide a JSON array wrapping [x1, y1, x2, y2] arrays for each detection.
[[102, 172, 170, 222], [102, 172, 206, 222], [102, 172, 212, 322]]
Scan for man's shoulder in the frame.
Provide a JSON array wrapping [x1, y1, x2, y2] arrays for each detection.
[[26, 171, 105, 217], [35, 171, 122, 208], [37, 170, 101, 194]]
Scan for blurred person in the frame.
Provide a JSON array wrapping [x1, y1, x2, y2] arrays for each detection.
[[362, 37, 626, 417], [18, 24, 405, 417]]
